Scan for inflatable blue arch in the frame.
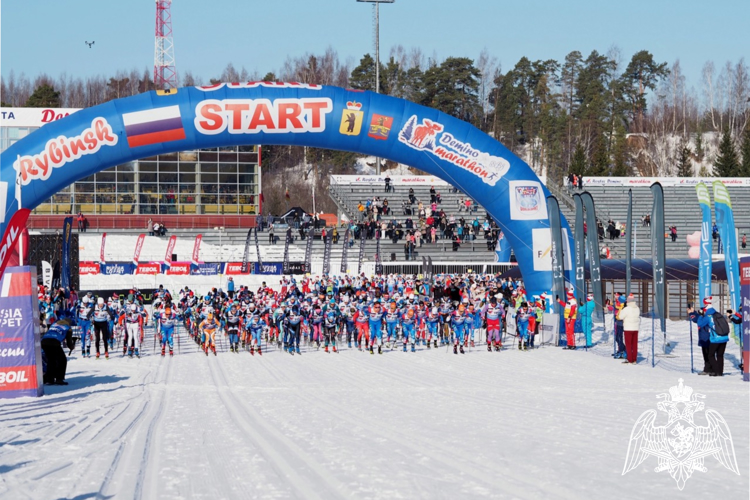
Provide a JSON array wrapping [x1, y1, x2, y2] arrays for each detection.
[[0, 82, 574, 296]]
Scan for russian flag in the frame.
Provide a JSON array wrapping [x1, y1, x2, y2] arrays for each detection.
[[0, 271, 31, 297], [122, 105, 186, 148]]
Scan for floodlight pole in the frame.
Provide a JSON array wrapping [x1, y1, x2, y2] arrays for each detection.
[[358, 0, 394, 175]]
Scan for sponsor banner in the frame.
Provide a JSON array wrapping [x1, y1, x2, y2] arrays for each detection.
[[714, 181, 741, 345], [91, 288, 159, 305], [240, 229, 252, 274], [332, 175, 449, 187], [13, 118, 118, 185], [41, 260, 53, 288], [0, 267, 43, 399], [582, 177, 750, 187], [132, 233, 145, 266], [340, 227, 350, 273], [254, 262, 283, 275], [546, 196, 566, 311], [164, 235, 177, 267], [79, 261, 101, 275], [225, 262, 252, 275], [287, 262, 306, 275], [740, 256, 749, 382], [99, 232, 107, 264], [191, 263, 221, 276], [581, 192, 605, 321], [254, 227, 263, 269], [322, 230, 332, 275], [136, 262, 161, 275], [573, 194, 585, 300], [191, 234, 202, 265], [61, 216, 73, 291], [696, 183, 712, 304], [0, 107, 81, 128], [540, 313, 560, 346], [532, 228, 572, 273], [99, 262, 134, 275], [626, 189, 633, 296], [651, 183, 667, 336], [398, 116, 509, 186], [0, 208, 31, 279], [509, 180, 547, 221], [164, 261, 190, 275], [282, 228, 292, 274]]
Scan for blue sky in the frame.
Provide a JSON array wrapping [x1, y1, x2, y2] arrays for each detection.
[[2, 0, 748, 92]]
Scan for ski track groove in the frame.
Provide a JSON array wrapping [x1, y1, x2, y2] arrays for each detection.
[[210, 350, 349, 500]]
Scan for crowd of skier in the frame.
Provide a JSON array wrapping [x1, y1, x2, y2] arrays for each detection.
[[39, 273, 590, 362]]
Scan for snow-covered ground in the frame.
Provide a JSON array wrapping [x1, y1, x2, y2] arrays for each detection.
[[1, 319, 747, 499]]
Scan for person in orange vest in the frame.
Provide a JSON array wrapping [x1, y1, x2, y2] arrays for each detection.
[[557, 289, 578, 349]]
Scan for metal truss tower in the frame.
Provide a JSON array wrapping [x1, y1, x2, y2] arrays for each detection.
[[154, 0, 177, 90]]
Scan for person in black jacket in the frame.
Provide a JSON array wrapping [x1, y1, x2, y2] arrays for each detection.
[[41, 318, 75, 385]]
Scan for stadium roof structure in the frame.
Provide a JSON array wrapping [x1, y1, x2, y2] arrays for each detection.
[[500, 259, 728, 282]]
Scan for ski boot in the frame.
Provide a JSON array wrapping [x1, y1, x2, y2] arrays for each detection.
[[128, 349, 133, 359], [123, 347, 128, 357], [161, 347, 166, 357], [411, 344, 416, 353], [427, 341, 431, 349], [295, 346, 301, 355], [487, 343, 492, 352], [403, 344, 407, 352], [105, 352, 109, 360], [518, 341, 523, 351], [370, 345, 374, 355], [251, 347, 255, 356], [258, 347, 262, 356], [470, 340, 475, 348], [348, 342, 352, 349], [135, 349, 140, 358], [96, 352, 100, 359], [459, 345, 465, 354], [324, 345, 329, 353], [453, 345, 458, 355], [212, 346, 217, 356], [378, 345, 382, 355], [333, 346, 338, 353], [434, 340, 438, 348]]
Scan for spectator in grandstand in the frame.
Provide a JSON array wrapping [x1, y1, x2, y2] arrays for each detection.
[[430, 186, 437, 204], [77, 212, 87, 232], [436, 191, 442, 204], [457, 197, 465, 212], [384, 176, 392, 192], [408, 188, 416, 204], [268, 223, 275, 244], [670, 225, 677, 242], [742, 234, 747, 249], [577, 175, 584, 189], [147, 218, 154, 236]]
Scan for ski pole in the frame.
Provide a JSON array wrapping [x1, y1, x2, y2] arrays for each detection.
[[688, 319, 694, 374]]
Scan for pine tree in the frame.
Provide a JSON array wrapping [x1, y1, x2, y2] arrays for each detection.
[[694, 129, 704, 161], [739, 125, 750, 177], [589, 133, 610, 176], [25, 83, 60, 108], [611, 124, 630, 176], [713, 129, 740, 177], [570, 143, 586, 176], [676, 140, 693, 177]]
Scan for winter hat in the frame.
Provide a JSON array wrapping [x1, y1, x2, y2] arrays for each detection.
[[566, 289, 575, 298], [627, 294, 635, 303], [97, 297, 104, 305], [617, 295, 626, 304], [703, 297, 713, 306], [587, 294, 594, 301]]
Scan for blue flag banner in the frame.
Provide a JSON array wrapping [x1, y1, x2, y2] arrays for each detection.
[[626, 189, 633, 296], [695, 183, 712, 305], [713, 181, 741, 345], [573, 194, 585, 301], [61, 217, 73, 292]]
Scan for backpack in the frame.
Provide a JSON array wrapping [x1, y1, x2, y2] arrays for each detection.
[[712, 312, 730, 337]]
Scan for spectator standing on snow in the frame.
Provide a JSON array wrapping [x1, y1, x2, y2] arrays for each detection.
[[688, 298, 714, 375], [618, 294, 641, 364]]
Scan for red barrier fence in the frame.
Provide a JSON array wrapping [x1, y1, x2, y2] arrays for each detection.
[[28, 215, 258, 231]]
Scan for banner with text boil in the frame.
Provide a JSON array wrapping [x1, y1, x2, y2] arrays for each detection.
[[0, 83, 575, 294]]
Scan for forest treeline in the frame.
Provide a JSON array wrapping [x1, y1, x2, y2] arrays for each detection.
[[3, 45, 749, 215]]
